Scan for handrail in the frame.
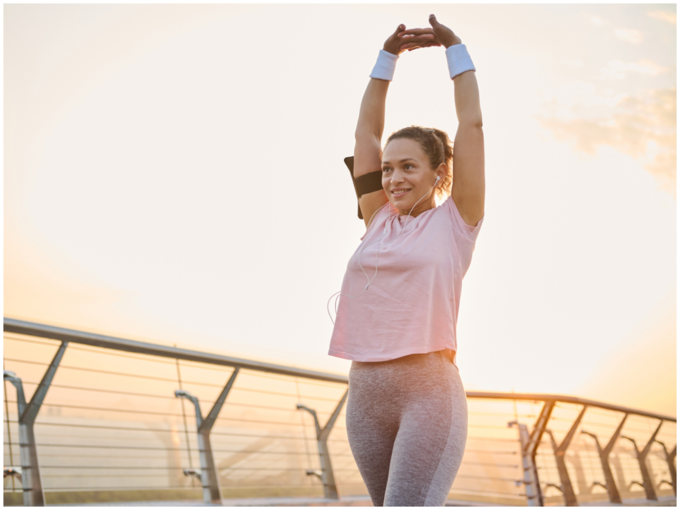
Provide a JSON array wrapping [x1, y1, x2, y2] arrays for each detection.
[[467, 392, 675, 423], [4, 318, 346, 384], [5, 317, 676, 422]]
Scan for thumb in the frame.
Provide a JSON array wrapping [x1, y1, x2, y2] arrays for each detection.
[[395, 23, 405, 34], [429, 14, 439, 27]]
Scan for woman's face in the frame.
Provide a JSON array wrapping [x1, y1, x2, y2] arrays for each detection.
[[382, 138, 440, 216]]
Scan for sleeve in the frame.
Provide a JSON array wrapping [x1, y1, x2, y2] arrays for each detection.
[[444, 195, 484, 243]]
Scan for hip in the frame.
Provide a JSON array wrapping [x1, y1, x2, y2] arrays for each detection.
[[348, 350, 466, 412]]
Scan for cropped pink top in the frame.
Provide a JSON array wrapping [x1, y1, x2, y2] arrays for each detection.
[[328, 195, 483, 362]]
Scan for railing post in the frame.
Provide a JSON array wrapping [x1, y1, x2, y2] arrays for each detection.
[[297, 387, 348, 500], [526, 400, 555, 462], [544, 404, 587, 506], [564, 449, 589, 495], [522, 400, 555, 506], [581, 412, 627, 504], [621, 420, 663, 501], [3, 341, 68, 506], [175, 367, 239, 505], [508, 420, 540, 506], [653, 441, 676, 496]]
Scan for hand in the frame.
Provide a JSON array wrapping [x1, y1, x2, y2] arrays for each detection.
[[428, 14, 462, 48], [383, 23, 439, 55], [400, 15, 461, 49], [397, 27, 443, 52]]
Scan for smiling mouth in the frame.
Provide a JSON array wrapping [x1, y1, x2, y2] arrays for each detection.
[[392, 189, 411, 196]]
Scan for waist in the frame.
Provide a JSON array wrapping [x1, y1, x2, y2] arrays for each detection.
[[349, 350, 461, 395], [350, 349, 458, 370]]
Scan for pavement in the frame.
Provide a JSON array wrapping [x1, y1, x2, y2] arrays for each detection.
[[47, 494, 677, 507]]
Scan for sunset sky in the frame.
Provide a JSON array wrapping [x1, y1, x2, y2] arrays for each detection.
[[4, 3, 676, 417]]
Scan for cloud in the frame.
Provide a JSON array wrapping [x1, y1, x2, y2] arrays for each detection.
[[589, 16, 608, 26], [587, 14, 648, 44], [613, 28, 644, 44], [647, 10, 677, 25], [599, 59, 671, 80], [537, 87, 676, 195]]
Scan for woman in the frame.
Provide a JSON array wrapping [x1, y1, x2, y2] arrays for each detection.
[[328, 15, 485, 507]]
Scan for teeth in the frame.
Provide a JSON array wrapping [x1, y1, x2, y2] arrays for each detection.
[[393, 190, 409, 195]]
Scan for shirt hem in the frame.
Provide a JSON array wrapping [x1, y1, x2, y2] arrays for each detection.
[[328, 346, 457, 363]]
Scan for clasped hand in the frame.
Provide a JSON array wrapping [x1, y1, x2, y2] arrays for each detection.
[[383, 14, 463, 56]]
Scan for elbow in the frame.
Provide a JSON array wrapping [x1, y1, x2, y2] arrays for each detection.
[[461, 118, 483, 129]]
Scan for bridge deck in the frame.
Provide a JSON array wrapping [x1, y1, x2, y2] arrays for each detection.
[[44, 494, 676, 507]]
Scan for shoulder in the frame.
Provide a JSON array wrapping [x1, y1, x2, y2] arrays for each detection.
[[442, 194, 484, 241], [451, 185, 485, 228], [361, 202, 392, 240]]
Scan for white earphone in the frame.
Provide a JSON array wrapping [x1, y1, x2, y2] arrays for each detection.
[[327, 173, 442, 325]]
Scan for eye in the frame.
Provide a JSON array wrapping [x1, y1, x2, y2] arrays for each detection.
[[404, 164, 414, 170], [382, 167, 391, 173]]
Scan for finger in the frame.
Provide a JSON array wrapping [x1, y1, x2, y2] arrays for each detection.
[[394, 23, 405, 35], [400, 42, 416, 49], [406, 42, 441, 52], [400, 27, 435, 33], [399, 28, 435, 35], [399, 33, 435, 41], [400, 42, 422, 51], [404, 41, 442, 51], [399, 38, 435, 49], [429, 14, 440, 27], [400, 41, 438, 50]]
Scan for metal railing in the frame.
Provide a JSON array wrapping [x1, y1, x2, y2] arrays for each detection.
[[3, 318, 676, 506]]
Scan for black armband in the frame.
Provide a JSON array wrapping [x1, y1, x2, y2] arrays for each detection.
[[344, 156, 383, 220]]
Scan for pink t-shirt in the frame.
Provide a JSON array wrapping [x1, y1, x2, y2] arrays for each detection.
[[329, 195, 483, 362]]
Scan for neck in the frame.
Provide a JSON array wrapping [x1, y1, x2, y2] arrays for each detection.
[[397, 196, 437, 217]]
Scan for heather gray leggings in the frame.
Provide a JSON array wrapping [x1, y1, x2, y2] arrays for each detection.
[[346, 350, 468, 506]]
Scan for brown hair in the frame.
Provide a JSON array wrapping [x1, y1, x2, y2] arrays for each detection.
[[384, 126, 453, 199]]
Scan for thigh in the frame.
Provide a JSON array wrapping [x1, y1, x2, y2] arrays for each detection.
[[346, 362, 401, 507], [383, 352, 468, 506]]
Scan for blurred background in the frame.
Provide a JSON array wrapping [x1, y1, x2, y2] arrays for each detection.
[[3, 3, 677, 505]]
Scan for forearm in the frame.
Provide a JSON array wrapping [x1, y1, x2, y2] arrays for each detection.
[[453, 70, 482, 127], [355, 78, 390, 140]]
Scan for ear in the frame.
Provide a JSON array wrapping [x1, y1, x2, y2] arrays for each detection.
[[437, 162, 447, 182]]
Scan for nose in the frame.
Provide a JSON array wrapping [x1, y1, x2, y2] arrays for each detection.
[[390, 168, 405, 184]]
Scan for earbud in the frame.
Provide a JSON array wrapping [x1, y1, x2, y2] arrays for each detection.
[[435, 175, 441, 183]]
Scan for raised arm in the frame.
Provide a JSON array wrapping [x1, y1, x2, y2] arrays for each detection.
[[450, 60, 485, 228], [354, 25, 438, 228], [441, 17, 484, 227], [404, 15, 485, 228], [354, 77, 389, 229]]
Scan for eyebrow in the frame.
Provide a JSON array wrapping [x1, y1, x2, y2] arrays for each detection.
[[382, 158, 417, 165]]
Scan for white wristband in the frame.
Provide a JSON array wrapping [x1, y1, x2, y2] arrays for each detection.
[[445, 44, 475, 79], [370, 49, 399, 81]]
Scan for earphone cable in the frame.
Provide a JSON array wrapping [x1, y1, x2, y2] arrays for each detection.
[[327, 176, 439, 326]]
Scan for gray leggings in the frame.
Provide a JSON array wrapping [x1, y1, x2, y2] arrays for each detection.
[[346, 350, 468, 506]]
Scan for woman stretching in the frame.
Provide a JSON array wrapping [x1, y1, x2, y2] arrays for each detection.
[[327, 15, 485, 507]]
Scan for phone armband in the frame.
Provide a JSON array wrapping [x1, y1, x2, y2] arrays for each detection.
[[344, 156, 383, 219]]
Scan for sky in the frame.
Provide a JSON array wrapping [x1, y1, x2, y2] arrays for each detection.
[[3, 2, 677, 417]]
